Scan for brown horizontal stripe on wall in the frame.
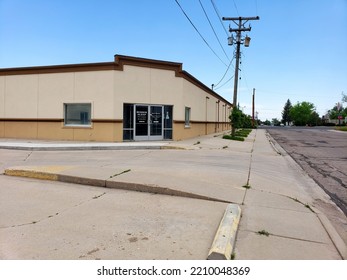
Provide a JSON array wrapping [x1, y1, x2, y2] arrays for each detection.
[[0, 118, 63, 122], [0, 63, 117, 76], [191, 121, 230, 124], [92, 119, 123, 123], [173, 120, 186, 124], [174, 120, 230, 125], [0, 118, 123, 123]]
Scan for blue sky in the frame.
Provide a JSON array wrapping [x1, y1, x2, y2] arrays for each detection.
[[1, 0, 346, 121]]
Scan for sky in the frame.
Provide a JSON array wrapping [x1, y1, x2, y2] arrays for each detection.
[[0, 0, 346, 121]]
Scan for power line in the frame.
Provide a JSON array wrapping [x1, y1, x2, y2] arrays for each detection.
[[214, 75, 234, 90], [198, 0, 230, 60], [174, 0, 228, 66], [214, 54, 235, 88], [233, 0, 240, 16], [210, 0, 229, 37]]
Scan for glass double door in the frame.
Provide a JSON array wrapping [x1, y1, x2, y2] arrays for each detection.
[[134, 105, 163, 141]]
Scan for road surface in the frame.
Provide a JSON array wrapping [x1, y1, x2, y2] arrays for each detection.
[[266, 127, 347, 216]]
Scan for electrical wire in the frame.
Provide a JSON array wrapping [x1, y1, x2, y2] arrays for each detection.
[[233, 0, 240, 16], [214, 75, 234, 90], [210, 0, 229, 37], [214, 54, 235, 88], [198, 0, 230, 61], [174, 0, 228, 66]]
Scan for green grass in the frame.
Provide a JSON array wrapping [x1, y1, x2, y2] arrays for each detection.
[[223, 135, 245, 141], [235, 132, 249, 137], [335, 126, 347, 132], [223, 129, 252, 141]]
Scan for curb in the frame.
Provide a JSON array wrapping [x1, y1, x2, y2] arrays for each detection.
[[317, 213, 347, 260], [207, 204, 241, 260], [0, 144, 166, 151], [5, 166, 242, 260], [4, 166, 231, 204], [4, 166, 73, 181]]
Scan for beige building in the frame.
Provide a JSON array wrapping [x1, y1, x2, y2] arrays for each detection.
[[0, 55, 232, 142]]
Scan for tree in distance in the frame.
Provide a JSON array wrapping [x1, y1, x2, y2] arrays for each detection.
[[289, 101, 320, 126], [281, 99, 292, 125]]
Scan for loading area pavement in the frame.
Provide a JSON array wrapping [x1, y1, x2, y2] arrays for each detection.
[[0, 130, 345, 260]]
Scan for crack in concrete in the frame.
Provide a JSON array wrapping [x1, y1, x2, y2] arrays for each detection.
[[23, 151, 33, 161], [109, 169, 131, 179], [0, 192, 106, 229], [246, 229, 328, 245]]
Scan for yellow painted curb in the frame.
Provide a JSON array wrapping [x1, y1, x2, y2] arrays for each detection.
[[4, 166, 75, 181], [207, 204, 241, 260], [5, 169, 58, 181]]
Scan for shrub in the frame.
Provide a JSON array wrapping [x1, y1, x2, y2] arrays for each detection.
[[223, 135, 245, 141]]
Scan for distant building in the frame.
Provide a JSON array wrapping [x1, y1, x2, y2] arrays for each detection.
[[0, 55, 232, 142]]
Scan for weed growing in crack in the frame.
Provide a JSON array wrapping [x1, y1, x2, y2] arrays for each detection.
[[305, 204, 315, 213], [257, 230, 270, 236], [288, 196, 315, 213], [109, 169, 131, 179], [242, 185, 251, 189], [92, 192, 106, 199]]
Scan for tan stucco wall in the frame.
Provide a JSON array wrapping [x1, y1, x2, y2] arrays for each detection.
[[113, 65, 183, 117], [0, 77, 5, 118], [180, 79, 231, 124], [0, 121, 4, 137], [0, 71, 114, 120], [4, 75, 39, 118], [38, 73, 74, 118], [4, 121, 38, 139], [1, 121, 123, 142], [173, 122, 230, 141]]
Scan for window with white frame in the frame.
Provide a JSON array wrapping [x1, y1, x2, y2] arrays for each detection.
[[185, 106, 191, 127], [64, 103, 91, 126]]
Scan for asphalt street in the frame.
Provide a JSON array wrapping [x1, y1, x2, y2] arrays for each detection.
[[266, 127, 347, 216]]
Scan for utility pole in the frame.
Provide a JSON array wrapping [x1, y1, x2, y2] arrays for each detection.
[[252, 88, 255, 127], [223, 16, 259, 136]]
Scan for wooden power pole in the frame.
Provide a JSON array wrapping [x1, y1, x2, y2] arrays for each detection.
[[252, 88, 255, 127], [222, 16, 259, 136]]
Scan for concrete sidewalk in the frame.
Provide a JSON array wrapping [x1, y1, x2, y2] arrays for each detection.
[[0, 138, 169, 151], [1, 130, 346, 259]]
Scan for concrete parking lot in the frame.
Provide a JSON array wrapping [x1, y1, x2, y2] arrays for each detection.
[[0, 130, 345, 259]]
